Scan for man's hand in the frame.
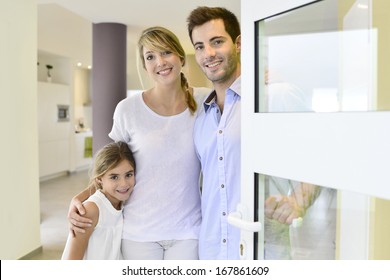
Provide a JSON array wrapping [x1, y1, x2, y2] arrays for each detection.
[[265, 183, 320, 225], [265, 195, 304, 225]]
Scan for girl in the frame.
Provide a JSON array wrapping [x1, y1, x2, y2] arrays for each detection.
[[62, 141, 135, 259]]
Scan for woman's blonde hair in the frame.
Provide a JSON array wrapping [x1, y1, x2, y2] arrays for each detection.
[[138, 26, 197, 114], [88, 142, 135, 190]]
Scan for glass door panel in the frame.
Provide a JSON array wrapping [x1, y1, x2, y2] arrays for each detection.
[[262, 175, 336, 259], [256, 0, 376, 113], [256, 173, 385, 260]]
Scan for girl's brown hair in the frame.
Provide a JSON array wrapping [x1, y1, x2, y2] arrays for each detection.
[[88, 142, 135, 190]]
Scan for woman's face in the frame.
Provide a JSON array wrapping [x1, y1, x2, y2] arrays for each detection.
[[142, 46, 183, 85]]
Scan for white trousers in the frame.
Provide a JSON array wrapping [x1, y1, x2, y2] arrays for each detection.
[[121, 239, 198, 260]]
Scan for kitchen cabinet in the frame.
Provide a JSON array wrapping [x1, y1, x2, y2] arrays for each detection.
[[37, 82, 71, 179], [74, 130, 93, 171]]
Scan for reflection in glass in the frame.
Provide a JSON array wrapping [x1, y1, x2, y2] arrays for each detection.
[[261, 175, 337, 259], [256, 0, 376, 113]]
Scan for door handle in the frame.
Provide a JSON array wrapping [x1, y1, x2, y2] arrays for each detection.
[[228, 211, 301, 231], [228, 211, 262, 232], [228, 204, 262, 259]]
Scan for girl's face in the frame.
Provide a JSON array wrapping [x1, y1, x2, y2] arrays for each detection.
[[97, 159, 135, 208], [142, 46, 183, 85]]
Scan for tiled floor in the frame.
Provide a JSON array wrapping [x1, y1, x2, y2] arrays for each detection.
[[29, 170, 89, 260], [29, 169, 337, 260]]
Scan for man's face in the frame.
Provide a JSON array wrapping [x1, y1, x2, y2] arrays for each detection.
[[191, 19, 240, 85]]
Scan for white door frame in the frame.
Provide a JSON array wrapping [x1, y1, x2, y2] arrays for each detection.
[[234, 0, 390, 259]]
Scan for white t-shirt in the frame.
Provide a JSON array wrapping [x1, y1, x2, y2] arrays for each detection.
[[62, 190, 123, 260], [109, 88, 210, 242]]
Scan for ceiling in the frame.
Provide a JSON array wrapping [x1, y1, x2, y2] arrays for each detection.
[[37, 0, 241, 67]]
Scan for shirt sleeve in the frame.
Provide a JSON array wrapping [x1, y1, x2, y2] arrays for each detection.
[[108, 101, 128, 143]]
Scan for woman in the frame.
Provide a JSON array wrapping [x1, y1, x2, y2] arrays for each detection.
[[68, 26, 210, 260]]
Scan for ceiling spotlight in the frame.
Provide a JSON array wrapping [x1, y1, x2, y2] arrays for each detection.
[[357, 3, 368, 9]]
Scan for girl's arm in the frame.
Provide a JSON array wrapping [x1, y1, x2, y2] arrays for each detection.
[[62, 201, 99, 260], [68, 186, 96, 234]]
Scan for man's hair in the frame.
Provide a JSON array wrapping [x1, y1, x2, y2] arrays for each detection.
[[187, 6, 241, 44]]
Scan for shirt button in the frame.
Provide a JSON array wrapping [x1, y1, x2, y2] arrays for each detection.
[[219, 130, 223, 134], [222, 239, 227, 243], [222, 212, 226, 216], [219, 156, 223, 161], [221, 184, 224, 188]]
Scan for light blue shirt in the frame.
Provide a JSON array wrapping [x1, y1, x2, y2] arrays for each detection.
[[194, 77, 241, 259]]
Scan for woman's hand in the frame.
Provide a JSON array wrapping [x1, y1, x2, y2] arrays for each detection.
[[67, 196, 92, 236]]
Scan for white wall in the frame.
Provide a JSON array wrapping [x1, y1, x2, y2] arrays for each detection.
[[0, 0, 41, 259], [38, 3, 92, 68]]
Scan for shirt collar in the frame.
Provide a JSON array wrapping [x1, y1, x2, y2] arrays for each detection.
[[229, 76, 241, 97], [203, 76, 241, 112]]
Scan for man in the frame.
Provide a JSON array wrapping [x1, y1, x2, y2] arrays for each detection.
[[187, 6, 321, 260], [187, 6, 242, 260]]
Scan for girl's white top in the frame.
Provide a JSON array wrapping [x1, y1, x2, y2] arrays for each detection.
[[109, 88, 210, 241], [62, 190, 123, 260]]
